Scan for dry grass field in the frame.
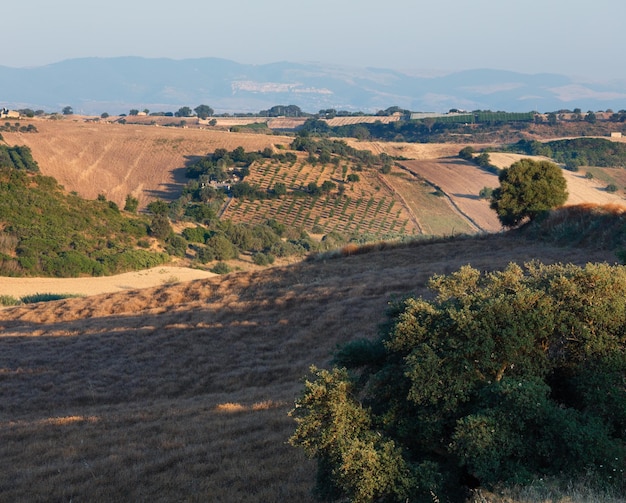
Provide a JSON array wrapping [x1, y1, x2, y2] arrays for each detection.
[[0, 230, 620, 502], [397, 159, 502, 232], [1, 118, 292, 208], [4, 118, 626, 500]]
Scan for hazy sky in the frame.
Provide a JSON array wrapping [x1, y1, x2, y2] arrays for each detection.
[[3, 0, 625, 79]]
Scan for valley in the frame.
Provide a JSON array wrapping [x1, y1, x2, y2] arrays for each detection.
[[1, 115, 626, 501]]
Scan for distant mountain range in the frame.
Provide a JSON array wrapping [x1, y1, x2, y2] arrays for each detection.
[[1, 57, 625, 115]]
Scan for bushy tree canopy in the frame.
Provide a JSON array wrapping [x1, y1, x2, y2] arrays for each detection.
[[291, 263, 626, 502], [490, 158, 568, 227]]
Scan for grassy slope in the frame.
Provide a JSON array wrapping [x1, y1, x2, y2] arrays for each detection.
[[0, 219, 621, 502]]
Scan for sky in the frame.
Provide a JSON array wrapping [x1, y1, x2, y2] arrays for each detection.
[[2, 0, 625, 80]]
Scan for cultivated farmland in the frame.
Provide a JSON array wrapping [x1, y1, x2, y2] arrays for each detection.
[[221, 155, 419, 237]]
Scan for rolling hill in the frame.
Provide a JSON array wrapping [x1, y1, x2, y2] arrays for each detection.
[[4, 118, 625, 245], [2, 115, 626, 499], [2, 57, 626, 114], [0, 215, 622, 501]]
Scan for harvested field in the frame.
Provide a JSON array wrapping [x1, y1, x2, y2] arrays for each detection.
[[398, 159, 503, 232], [488, 153, 626, 206], [324, 116, 401, 127], [344, 139, 465, 159]]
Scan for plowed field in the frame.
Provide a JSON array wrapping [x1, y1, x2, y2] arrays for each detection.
[[398, 159, 502, 232]]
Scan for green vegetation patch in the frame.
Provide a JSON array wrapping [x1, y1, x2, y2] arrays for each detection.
[[291, 262, 626, 501], [0, 165, 167, 277], [512, 137, 626, 169]]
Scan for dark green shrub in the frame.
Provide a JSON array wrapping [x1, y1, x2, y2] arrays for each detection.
[[166, 235, 188, 257], [291, 263, 626, 501], [459, 146, 475, 160], [205, 234, 237, 261], [42, 251, 105, 277], [149, 215, 172, 240], [252, 252, 275, 266], [478, 186, 493, 199], [182, 226, 211, 243], [21, 293, 82, 303]]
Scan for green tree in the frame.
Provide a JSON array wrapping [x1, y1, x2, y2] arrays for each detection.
[[62, 106, 73, 115], [272, 182, 287, 196], [490, 158, 568, 227], [149, 214, 172, 240], [458, 146, 474, 160], [194, 104, 214, 119], [147, 199, 170, 216], [175, 106, 193, 118], [291, 263, 626, 501], [124, 194, 139, 213]]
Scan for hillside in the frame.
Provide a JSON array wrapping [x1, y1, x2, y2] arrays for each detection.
[[0, 217, 622, 502], [5, 119, 625, 250], [1, 118, 292, 209]]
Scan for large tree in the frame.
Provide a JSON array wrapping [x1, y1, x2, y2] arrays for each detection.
[[490, 158, 567, 227], [194, 104, 214, 119], [290, 263, 626, 501]]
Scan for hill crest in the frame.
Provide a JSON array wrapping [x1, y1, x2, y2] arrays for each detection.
[[2, 57, 626, 114]]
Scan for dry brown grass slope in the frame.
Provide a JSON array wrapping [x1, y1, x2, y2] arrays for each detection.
[[2, 118, 292, 208], [0, 231, 619, 502]]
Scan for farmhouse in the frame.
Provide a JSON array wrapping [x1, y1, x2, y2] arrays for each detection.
[[0, 108, 20, 119]]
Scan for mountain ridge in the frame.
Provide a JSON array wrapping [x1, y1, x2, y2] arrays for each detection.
[[1, 57, 625, 115]]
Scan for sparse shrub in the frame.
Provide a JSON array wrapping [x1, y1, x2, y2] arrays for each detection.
[[478, 186, 493, 199], [252, 252, 275, 266], [0, 294, 20, 306], [124, 194, 139, 213], [20, 293, 82, 303], [211, 261, 231, 274], [606, 183, 618, 193]]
